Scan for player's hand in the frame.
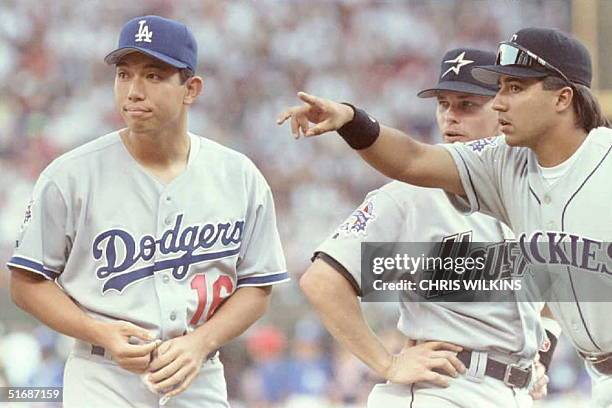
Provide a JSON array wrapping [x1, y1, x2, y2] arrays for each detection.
[[529, 357, 549, 400], [97, 321, 160, 374], [383, 341, 466, 387], [147, 331, 209, 398], [276, 92, 355, 138]]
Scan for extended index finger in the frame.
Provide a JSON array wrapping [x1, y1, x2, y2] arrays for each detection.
[[297, 92, 325, 109]]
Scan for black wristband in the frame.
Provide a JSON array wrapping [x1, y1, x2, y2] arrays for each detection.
[[337, 103, 380, 150], [538, 329, 559, 371]]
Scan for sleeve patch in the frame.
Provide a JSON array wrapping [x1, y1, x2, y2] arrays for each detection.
[[16, 200, 35, 248], [335, 197, 376, 238], [465, 137, 498, 154], [21, 200, 34, 229]]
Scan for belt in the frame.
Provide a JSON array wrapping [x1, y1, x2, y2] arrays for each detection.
[[457, 350, 532, 388], [580, 351, 612, 375], [89, 344, 217, 362]]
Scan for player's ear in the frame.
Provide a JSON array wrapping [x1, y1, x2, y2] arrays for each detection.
[[554, 86, 573, 114], [184, 76, 203, 105]]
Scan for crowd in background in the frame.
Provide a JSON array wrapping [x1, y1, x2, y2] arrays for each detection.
[[0, 0, 596, 406]]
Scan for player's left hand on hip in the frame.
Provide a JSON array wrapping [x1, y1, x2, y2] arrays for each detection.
[[529, 358, 548, 400], [146, 332, 209, 397]]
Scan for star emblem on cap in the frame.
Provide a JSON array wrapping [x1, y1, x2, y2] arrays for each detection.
[[441, 52, 474, 78]]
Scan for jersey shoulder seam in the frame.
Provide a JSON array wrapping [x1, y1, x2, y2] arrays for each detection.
[[193, 135, 266, 183], [37, 173, 70, 212], [43, 132, 122, 178], [194, 135, 250, 161]]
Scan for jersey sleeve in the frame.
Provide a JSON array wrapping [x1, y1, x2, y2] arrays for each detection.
[[441, 137, 510, 225], [7, 174, 70, 280], [313, 189, 405, 296], [235, 165, 288, 288]]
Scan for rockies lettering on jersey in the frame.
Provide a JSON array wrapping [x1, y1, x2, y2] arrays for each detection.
[[518, 232, 612, 274], [443, 127, 612, 353]]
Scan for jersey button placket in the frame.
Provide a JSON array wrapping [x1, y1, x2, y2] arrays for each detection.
[[156, 190, 177, 338], [161, 190, 174, 226], [539, 192, 556, 230]]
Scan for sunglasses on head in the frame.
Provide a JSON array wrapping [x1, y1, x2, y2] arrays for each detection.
[[496, 42, 572, 85]]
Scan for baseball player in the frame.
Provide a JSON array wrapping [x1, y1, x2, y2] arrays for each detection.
[[291, 48, 547, 408], [8, 15, 288, 407], [279, 27, 611, 407]]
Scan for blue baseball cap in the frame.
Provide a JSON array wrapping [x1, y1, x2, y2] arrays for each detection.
[[472, 28, 592, 88], [104, 15, 197, 73], [417, 48, 498, 98]]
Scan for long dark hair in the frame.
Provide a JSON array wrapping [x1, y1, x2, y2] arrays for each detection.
[[542, 76, 610, 132]]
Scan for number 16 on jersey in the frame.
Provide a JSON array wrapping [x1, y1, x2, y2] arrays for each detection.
[[189, 273, 234, 325]]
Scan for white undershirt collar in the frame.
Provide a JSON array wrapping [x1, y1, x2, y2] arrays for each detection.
[[537, 137, 588, 186]]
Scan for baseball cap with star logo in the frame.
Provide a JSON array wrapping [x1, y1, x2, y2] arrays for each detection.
[[104, 15, 198, 73], [417, 48, 499, 98]]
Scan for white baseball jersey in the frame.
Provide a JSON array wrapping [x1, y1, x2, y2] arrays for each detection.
[[442, 127, 612, 355], [316, 181, 542, 362], [8, 131, 288, 339]]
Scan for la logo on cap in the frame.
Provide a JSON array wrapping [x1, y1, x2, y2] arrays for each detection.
[[135, 20, 153, 43]]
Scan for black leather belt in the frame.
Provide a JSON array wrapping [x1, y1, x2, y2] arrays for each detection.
[[457, 350, 532, 388], [580, 351, 612, 375]]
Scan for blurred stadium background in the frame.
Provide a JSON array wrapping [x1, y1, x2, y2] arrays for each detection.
[[0, 0, 609, 406]]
